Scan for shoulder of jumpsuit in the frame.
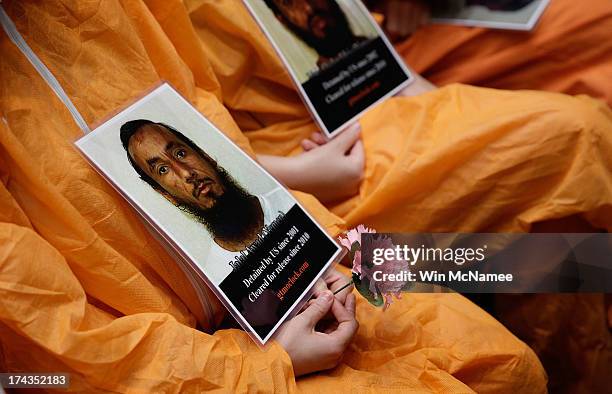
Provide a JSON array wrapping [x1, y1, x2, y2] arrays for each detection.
[[205, 241, 240, 286], [257, 187, 297, 225]]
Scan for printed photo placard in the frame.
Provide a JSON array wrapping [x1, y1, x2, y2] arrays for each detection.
[[243, 0, 413, 137], [431, 0, 550, 31], [76, 83, 342, 344]]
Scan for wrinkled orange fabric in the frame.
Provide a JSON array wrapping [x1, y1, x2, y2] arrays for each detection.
[[187, 0, 612, 232], [186, 0, 612, 392], [0, 0, 608, 392], [495, 293, 612, 393], [396, 0, 612, 106]]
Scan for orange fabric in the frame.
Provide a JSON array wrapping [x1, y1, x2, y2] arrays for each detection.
[[187, 0, 612, 233], [298, 265, 546, 393], [496, 293, 611, 393], [396, 0, 612, 106], [0, 0, 301, 391], [391, 2, 612, 390], [2, 0, 609, 392], [186, 1, 612, 392]]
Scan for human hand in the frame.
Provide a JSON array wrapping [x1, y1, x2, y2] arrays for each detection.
[[276, 291, 358, 376], [294, 123, 364, 203], [300, 131, 328, 151], [257, 124, 364, 203], [309, 269, 355, 329], [312, 268, 354, 305]]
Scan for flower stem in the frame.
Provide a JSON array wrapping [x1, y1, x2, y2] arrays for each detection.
[[333, 279, 354, 295]]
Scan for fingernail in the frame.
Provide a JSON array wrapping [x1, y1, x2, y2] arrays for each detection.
[[320, 291, 332, 302]]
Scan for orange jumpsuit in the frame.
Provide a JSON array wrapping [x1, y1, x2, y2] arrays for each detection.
[[2, 0, 609, 391]]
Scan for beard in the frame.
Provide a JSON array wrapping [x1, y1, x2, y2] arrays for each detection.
[[177, 168, 262, 244], [288, 7, 357, 58]]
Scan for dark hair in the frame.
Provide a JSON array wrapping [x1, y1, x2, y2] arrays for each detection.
[[119, 119, 217, 193], [262, 0, 354, 58], [263, 0, 282, 16]]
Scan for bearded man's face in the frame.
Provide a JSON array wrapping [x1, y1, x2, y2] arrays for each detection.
[[127, 123, 225, 210], [272, 0, 341, 39], [271, 0, 354, 58], [127, 123, 260, 243]]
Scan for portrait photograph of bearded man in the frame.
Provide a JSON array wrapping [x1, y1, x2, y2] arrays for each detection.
[[119, 119, 294, 284], [247, 0, 378, 82]]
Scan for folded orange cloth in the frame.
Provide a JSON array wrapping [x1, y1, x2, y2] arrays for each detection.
[[3, 0, 610, 391], [396, 0, 612, 106]]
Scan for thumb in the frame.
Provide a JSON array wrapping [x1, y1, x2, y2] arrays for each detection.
[[301, 139, 319, 151], [331, 122, 361, 153], [299, 291, 333, 327], [312, 278, 328, 297], [347, 139, 365, 168]]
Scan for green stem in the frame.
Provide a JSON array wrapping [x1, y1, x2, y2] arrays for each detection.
[[333, 279, 354, 295]]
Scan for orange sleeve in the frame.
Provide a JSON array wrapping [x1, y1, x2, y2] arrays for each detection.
[[0, 223, 297, 392]]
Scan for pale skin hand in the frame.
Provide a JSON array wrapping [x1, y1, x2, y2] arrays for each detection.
[[257, 124, 365, 203], [311, 268, 354, 305], [258, 73, 434, 202], [275, 291, 358, 377], [298, 73, 436, 150], [309, 268, 355, 330]]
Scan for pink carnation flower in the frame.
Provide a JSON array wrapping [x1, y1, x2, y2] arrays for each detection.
[[338, 226, 409, 311], [364, 235, 410, 310], [338, 225, 375, 276]]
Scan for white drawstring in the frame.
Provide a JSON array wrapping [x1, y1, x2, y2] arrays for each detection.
[[0, 4, 91, 134]]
